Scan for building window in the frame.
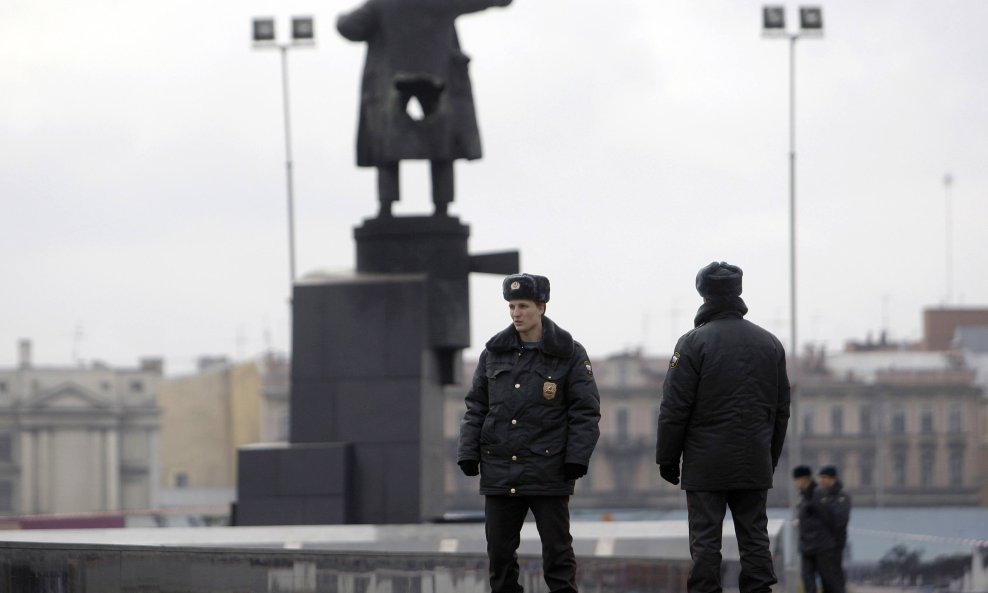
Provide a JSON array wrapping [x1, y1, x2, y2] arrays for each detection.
[[859, 457, 873, 487], [802, 406, 815, 435], [0, 480, 12, 512], [859, 405, 872, 434], [891, 407, 906, 434], [0, 434, 11, 462], [615, 406, 630, 442], [948, 405, 963, 433], [130, 380, 143, 393], [920, 447, 935, 487], [831, 406, 843, 435], [0, 381, 7, 393], [920, 406, 934, 434], [949, 448, 963, 487], [174, 472, 189, 488], [893, 449, 907, 486], [101, 381, 112, 392]]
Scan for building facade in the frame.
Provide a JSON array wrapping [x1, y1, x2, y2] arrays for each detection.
[[0, 341, 161, 516], [797, 359, 984, 507], [157, 357, 263, 509]]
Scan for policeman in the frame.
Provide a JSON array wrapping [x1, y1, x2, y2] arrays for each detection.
[[817, 465, 852, 588], [656, 261, 791, 593], [457, 273, 601, 593]]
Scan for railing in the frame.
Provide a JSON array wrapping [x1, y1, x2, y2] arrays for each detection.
[[0, 541, 691, 593]]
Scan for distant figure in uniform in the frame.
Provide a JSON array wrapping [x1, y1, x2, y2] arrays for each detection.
[[656, 261, 791, 593], [458, 273, 601, 593], [337, 0, 512, 217], [793, 465, 845, 593], [817, 465, 852, 589]]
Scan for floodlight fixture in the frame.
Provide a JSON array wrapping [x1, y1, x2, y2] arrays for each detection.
[[252, 17, 276, 44], [762, 6, 786, 32], [799, 7, 823, 33], [292, 16, 315, 44]]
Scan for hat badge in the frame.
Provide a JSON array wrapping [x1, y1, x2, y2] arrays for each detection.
[[510, 281, 521, 290]]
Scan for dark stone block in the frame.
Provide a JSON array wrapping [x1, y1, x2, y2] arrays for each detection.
[[235, 495, 348, 525], [354, 216, 471, 349], [291, 275, 428, 381], [238, 443, 350, 500], [237, 447, 283, 498], [289, 380, 339, 443], [335, 378, 424, 443]]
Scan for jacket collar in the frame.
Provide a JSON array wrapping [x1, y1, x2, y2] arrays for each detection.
[[694, 295, 749, 327], [486, 315, 575, 358]]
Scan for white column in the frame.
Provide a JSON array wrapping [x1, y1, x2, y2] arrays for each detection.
[[37, 430, 51, 514], [147, 428, 160, 510], [92, 430, 104, 511], [18, 430, 34, 514], [105, 429, 119, 510]]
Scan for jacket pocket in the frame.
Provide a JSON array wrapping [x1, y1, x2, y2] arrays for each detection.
[[486, 365, 511, 404]]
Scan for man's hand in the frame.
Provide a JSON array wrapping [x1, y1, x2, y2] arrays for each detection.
[[659, 464, 680, 485], [563, 463, 588, 481], [458, 460, 479, 476]]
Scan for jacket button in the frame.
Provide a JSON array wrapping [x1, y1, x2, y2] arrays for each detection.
[[510, 488, 516, 494], [545, 449, 550, 454], [514, 383, 520, 388], [511, 455, 518, 461], [511, 419, 517, 425]]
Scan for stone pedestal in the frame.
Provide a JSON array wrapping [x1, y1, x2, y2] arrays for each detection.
[[234, 216, 516, 525]]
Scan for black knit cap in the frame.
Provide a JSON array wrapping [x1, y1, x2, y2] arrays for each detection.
[[793, 465, 812, 479], [502, 273, 550, 303], [818, 465, 838, 478], [696, 261, 743, 297]]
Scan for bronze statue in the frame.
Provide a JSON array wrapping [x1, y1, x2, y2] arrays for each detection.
[[337, 0, 512, 217]]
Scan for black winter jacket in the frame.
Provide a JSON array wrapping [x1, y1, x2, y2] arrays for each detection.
[[656, 296, 791, 491], [457, 316, 601, 496], [822, 480, 852, 550], [797, 481, 839, 554]]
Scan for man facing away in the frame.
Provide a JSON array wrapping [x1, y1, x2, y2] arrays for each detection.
[[656, 261, 791, 593], [458, 273, 601, 593]]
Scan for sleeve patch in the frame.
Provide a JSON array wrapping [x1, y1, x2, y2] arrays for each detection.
[[583, 360, 593, 376], [669, 352, 680, 369]]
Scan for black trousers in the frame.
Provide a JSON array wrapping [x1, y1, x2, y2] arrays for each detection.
[[485, 495, 577, 593], [800, 550, 844, 593], [686, 490, 777, 593]]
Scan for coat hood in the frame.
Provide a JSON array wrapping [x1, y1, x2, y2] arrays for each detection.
[[694, 295, 749, 327]]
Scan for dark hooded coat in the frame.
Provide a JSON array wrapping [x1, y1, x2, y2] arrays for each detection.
[[337, 0, 510, 166], [457, 316, 601, 496], [656, 296, 791, 491]]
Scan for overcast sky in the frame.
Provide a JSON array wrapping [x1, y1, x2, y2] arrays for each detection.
[[2, 0, 987, 375]]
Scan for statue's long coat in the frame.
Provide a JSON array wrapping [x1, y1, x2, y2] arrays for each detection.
[[338, 0, 508, 166]]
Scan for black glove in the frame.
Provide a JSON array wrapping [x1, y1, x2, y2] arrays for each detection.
[[563, 463, 588, 481], [659, 464, 680, 485], [458, 460, 479, 477]]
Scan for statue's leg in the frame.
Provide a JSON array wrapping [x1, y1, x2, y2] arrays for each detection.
[[377, 163, 399, 218], [431, 160, 453, 217]]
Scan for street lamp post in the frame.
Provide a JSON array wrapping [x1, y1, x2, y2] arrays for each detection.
[[252, 16, 316, 299], [762, 5, 823, 587], [943, 172, 954, 305]]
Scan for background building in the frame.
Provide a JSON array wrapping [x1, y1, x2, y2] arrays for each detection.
[[0, 340, 161, 516], [157, 356, 263, 511]]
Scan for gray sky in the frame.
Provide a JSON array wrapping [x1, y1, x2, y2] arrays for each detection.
[[2, 0, 987, 374]]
